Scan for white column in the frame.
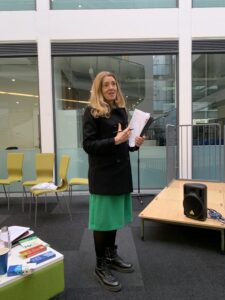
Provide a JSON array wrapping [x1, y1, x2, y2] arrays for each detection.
[[178, 0, 192, 179], [36, 0, 54, 153]]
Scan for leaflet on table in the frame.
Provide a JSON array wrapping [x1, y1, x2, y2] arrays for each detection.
[[128, 109, 151, 147], [20, 244, 47, 258], [7, 264, 36, 277], [28, 251, 56, 264], [19, 235, 49, 248]]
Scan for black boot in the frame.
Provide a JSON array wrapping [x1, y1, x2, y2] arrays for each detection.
[[105, 245, 134, 273], [94, 257, 122, 292]]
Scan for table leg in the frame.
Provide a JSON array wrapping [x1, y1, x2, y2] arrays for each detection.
[[141, 219, 145, 240], [221, 229, 225, 253]]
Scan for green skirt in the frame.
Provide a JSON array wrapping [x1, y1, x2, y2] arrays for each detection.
[[88, 193, 132, 231]]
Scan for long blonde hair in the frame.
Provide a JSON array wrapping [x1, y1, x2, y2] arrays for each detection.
[[89, 71, 126, 118]]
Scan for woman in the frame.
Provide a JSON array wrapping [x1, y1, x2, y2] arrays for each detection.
[[83, 71, 145, 292]]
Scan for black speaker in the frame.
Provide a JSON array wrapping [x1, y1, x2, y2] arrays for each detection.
[[183, 183, 207, 221]]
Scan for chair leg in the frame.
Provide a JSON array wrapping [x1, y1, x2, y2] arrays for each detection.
[[69, 185, 72, 206], [35, 195, 38, 227], [62, 193, 72, 221], [29, 193, 33, 219], [3, 185, 10, 210], [68, 185, 70, 204], [22, 186, 28, 213], [44, 194, 47, 213], [55, 192, 64, 211]]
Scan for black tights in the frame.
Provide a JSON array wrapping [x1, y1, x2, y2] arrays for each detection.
[[93, 230, 117, 258]]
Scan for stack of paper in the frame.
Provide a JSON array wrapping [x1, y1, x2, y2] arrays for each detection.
[[129, 109, 151, 147], [31, 182, 58, 190]]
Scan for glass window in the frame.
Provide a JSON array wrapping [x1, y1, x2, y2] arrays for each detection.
[[0, 57, 40, 192], [0, 0, 36, 11], [193, 0, 225, 7], [192, 53, 225, 180], [50, 0, 178, 10], [53, 54, 177, 190]]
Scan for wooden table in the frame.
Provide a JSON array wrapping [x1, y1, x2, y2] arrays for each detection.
[[0, 245, 64, 300], [139, 179, 225, 252]]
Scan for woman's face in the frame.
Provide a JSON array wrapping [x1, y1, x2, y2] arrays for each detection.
[[101, 75, 117, 102]]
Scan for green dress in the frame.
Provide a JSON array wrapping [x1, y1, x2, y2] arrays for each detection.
[[88, 193, 132, 231]]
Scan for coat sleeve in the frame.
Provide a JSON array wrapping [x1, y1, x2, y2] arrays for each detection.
[[82, 107, 115, 155]]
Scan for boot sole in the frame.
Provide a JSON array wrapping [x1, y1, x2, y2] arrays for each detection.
[[93, 271, 122, 292]]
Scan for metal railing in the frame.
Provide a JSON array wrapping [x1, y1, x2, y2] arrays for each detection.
[[166, 123, 223, 184]]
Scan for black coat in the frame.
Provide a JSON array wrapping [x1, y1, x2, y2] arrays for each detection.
[[83, 106, 138, 195]]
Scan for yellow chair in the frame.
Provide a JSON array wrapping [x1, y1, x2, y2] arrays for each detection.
[[69, 177, 88, 203], [30, 155, 72, 227], [0, 152, 24, 210], [23, 153, 55, 197]]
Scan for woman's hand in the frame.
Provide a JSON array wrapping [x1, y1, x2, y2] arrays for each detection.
[[114, 123, 132, 145], [135, 136, 145, 147]]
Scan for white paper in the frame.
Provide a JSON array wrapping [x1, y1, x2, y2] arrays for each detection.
[[31, 182, 58, 190], [129, 109, 150, 147]]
